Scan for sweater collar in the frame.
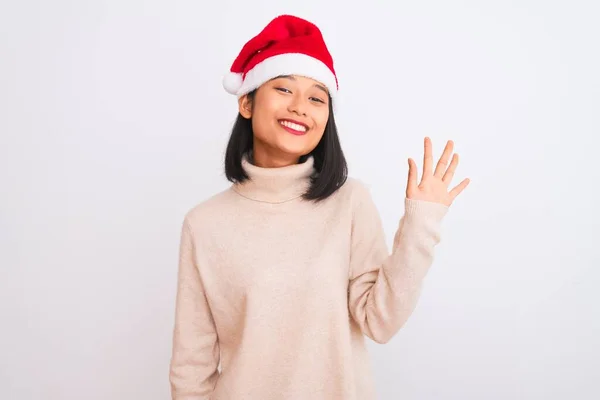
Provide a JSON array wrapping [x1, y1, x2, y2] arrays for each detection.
[[232, 154, 316, 203]]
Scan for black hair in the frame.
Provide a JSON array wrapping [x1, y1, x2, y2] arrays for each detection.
[[224, 89, 348, 202]]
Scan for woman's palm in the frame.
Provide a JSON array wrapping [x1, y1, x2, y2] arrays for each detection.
[[406, 137, 470, 207]]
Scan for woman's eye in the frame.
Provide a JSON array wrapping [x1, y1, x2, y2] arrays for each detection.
[[275, 87, 325, 104]]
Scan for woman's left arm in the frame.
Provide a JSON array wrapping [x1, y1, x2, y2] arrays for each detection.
[[347, 137, 469, 344]]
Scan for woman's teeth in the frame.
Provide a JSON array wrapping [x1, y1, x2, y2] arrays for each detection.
[[280, 120, 307, 132]]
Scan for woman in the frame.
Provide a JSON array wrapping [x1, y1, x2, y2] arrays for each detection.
[[169, 14, 470, 400]]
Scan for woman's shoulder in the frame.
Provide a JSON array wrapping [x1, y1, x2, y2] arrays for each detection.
[[337, 176, 374, 203], [181, 187, 238, 226]]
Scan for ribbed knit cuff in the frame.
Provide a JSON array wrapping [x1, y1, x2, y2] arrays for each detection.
[[404, 197, 449, 221]]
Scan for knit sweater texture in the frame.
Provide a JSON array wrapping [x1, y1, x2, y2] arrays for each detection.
[[169, 155, 449, 400]]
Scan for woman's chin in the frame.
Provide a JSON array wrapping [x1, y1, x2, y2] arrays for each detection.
[[274, 140, 313, 157]]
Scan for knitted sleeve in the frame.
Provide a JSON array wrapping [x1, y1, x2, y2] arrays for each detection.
[[347, 182, 449, 344], [169, 218, 220, 400]]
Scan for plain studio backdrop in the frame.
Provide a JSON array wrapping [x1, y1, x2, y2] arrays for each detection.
[[1, 0, 599, 399]]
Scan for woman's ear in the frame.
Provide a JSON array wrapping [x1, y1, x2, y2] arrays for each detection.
[[238, 94, 252, 119]]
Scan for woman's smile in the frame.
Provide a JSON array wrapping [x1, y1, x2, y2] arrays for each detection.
[[278, 119, 308, 135]]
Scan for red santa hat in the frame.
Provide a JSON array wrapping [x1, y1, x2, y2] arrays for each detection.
[[222, 15, 338, 104]]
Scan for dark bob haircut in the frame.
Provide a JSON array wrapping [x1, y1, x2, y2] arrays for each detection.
[[224, 88, 348, 202]]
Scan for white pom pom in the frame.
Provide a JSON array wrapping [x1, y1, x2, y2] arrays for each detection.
[[222, 72, 243, 94]]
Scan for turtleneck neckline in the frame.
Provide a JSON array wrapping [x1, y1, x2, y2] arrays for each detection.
[[232, 154, 316, 203]]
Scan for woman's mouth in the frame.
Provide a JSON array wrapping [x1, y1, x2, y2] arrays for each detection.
[[279, 119, 308, 135]]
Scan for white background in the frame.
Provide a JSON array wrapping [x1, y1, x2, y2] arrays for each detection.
[[2, 1, 599, 399]]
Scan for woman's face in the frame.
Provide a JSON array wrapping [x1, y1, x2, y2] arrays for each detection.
[[238, 75, 330, 166]]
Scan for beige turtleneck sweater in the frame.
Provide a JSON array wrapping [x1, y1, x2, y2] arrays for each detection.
[[169, 155, 449, 400]]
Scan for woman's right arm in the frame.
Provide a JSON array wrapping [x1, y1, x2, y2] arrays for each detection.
[[169, 217, 220, 400]]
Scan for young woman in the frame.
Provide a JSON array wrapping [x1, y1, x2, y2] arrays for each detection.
[[169, 14, 470, 400]]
